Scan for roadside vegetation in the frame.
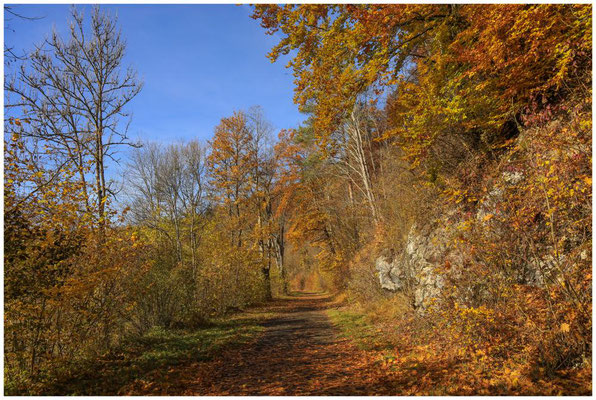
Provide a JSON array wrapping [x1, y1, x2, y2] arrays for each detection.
[[6, 306, 270, 395], [329, 302, 590, 395]]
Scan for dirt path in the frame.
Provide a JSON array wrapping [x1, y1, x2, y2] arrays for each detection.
[[125, 293, 397, 395]]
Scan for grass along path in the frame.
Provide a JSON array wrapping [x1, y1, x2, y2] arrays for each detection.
[[21, 306, 272, 395], [122, 292, 399, 395]]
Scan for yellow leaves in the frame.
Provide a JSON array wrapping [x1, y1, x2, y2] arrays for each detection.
[[483, 214, 494, 222], [560, 323, 570, 333]]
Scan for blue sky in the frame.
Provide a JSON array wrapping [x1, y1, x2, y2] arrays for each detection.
[[4, 4, 304, 146]]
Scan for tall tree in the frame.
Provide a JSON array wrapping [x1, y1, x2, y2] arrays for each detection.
[[207, 111, 256, 248], [5, 6, 143, 234], [246, 106, 277, 298]]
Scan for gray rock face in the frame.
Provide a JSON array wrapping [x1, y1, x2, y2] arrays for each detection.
[[375, 224, 453, 310], [526, 252, 565, 286], [375, 256, 402, 291], [414, 265, 445, 309], [502, 170, 524, 185], [373, 168, 559, 311]]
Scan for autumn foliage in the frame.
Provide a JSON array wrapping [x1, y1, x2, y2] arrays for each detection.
[[3, 4, 592, 395], [253, 3, 592, 394]]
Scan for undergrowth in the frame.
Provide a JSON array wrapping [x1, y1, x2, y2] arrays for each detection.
[[328, 302, 591, 395], [6, 311, 270, 396]]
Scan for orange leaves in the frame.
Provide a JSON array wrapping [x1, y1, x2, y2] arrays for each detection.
[[4, 115, 150, 390], [254, 4, 590, 172], [7, 117, 29, 127], [454, 5, 591, 116], [255, 4, 589, 396], [252, 4, 451, 141], [207, 111, 256, 213]]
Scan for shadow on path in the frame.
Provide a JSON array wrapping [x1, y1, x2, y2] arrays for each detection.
[[123, 292, 397, 395]]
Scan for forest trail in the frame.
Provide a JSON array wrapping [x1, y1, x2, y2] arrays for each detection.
[[123, 293, 397, 395]]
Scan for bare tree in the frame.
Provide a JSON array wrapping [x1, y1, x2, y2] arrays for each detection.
[[5, 6, 143, 234], [127, 141, 208, 273], [179, 141, 208, 277], [126, 140, 209, 322]]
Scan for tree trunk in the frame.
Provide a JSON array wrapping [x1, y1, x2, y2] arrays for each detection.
[[262, 266, 272, 300]]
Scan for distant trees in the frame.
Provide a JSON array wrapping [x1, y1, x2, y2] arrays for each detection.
[[124, 107, 284, 320], [129, 141, 208, 265], [126, 141, 210, 329]]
